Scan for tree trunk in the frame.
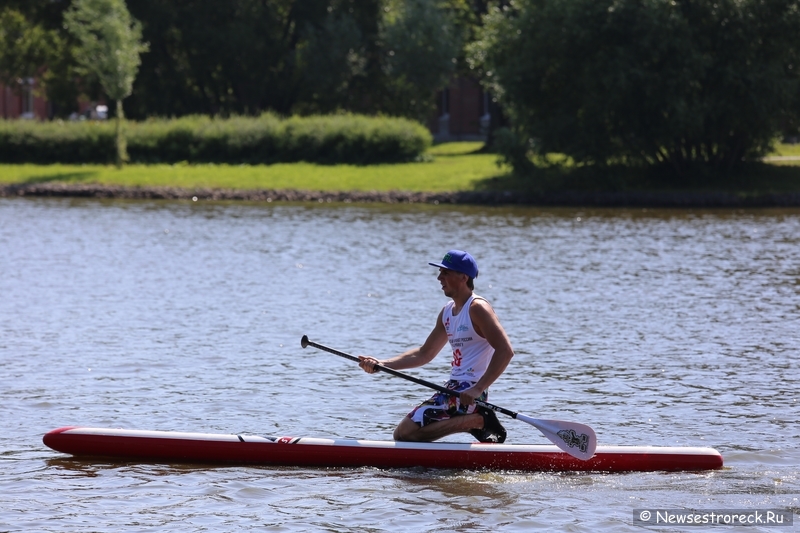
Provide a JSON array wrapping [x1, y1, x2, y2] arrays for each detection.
[[115, 99, 128, 168]]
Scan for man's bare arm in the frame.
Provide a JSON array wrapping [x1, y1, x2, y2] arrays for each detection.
[[459, 300, 515, 404], [359, 309, 449, 373]]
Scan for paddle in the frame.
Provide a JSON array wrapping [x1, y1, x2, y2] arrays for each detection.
[[300, 335, 597, 460]]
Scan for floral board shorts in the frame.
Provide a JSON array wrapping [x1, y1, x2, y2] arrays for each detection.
[[407, 380, 489, 427]]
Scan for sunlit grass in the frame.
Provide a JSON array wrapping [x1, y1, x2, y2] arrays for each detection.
[[2, 141, 800, 194], [0, 143, 509, 192], [771, 141, 800, 158], [427, 141, 484, 156]]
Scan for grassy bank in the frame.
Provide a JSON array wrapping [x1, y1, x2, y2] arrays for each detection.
[[0, 142, 503, 193], [2, 141, 800, 196]]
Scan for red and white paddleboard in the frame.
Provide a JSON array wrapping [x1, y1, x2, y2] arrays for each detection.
[[43, 427, 723, 472]]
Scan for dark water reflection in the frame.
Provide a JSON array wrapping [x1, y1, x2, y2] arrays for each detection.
[[1, 198, 798, 532]]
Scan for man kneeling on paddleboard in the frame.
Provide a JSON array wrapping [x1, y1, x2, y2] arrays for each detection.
[[358, 250, 515, 443]]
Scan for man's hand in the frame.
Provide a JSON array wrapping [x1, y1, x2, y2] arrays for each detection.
[[358, 355, 381, 374], [458, 385, 483, 407]]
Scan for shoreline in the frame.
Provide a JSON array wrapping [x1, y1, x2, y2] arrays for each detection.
[[3, 182, 800, 207]]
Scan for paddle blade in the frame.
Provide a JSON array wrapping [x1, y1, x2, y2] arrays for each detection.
[[516, 414, 597, 460]]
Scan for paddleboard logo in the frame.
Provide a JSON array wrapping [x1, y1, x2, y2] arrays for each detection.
[[557, 429, 590, 453]]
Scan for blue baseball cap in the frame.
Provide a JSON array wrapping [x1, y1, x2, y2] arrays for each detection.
[[428, 250, 479, 279]]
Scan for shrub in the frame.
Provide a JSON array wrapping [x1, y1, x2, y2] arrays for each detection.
[[0, 113, 432, 165]]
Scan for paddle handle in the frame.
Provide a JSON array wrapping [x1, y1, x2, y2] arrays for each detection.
[[300, 335, 517, 418]]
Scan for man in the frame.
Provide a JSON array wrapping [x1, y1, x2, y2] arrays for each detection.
[[358, 250, 514, 443]]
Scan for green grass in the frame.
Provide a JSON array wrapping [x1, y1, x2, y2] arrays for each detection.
[[3, 141, 800, 195], [427, 141, 484, 156], [465, 142, 800, 196], [771, 141, 800, 158], [0, 144, 508, 192]]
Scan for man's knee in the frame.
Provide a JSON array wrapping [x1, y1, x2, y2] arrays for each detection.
[[393, 418, 421, 442]]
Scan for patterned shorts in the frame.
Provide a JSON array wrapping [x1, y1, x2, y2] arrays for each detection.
[[407, 380, 489, 427]]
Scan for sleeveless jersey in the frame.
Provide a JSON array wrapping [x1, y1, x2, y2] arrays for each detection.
[[442, 295, 494, 381]]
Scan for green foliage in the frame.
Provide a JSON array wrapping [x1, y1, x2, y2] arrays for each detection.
[[0, 114, 432, 165], [116, 0, 463, 122], [294, 10, 366, 114], [64, 0, 149, 167], [0, 8, 57, 89], [122, 0, 377, 117], [0, 1, 87, 117], [378, 0, 464, 122], [470, 0, 800, 176], [11, 0, 478, 124], [492, 127, 536, 175], [63, 0, 148, 103]]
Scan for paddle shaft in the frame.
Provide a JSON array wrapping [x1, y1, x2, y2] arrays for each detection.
[[300, 335, 598, 460], [301, 335, 516, 418]]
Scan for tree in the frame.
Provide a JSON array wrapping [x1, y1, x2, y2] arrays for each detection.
[[0, 9, 55, 96], [17, 0, 470, 124], [377, 0, 464, 122], [291, 3, 370, 115], [470, 0, 800, 177], [118, 0, 462, 122], [64, 0, 148, 167], [0, 1, 88, 118], [117, 0, 378, 118]]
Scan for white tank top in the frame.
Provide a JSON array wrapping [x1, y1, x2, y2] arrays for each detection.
[[442, 295, 494, 381]]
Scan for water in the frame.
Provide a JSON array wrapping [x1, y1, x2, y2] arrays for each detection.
[[1, 198, 798, 532]]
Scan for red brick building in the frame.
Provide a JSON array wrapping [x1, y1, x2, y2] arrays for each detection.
[[0, 78, 49, 120], [428, 76, 490, 142]]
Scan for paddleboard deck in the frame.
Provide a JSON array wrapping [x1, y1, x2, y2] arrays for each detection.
[[43, 427, 723, 472]]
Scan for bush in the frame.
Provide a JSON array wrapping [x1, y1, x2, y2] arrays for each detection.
[[471, 0, 800, 177], [0, 113, 432, 165]]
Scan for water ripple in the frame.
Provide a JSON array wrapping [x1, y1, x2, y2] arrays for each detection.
[[1, 199, 798, 532]]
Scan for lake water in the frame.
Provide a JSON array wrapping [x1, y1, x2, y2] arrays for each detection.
[[1, 197, 798, 532]]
